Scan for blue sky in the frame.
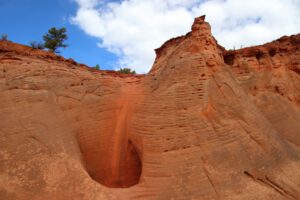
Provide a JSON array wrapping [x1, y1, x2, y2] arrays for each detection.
[[1, 0, 300, 73], [0, 0, 117, 70]]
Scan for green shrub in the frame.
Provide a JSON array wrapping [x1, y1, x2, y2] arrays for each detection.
[[30, 41, 45, 49], [118, 68, 136, 74], [1, 34, 8, 41], [94, 64, 100, 70], [43, 27, 68, 53]]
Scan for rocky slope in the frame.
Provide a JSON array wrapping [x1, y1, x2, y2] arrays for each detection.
[[0, 16, 299, 200]]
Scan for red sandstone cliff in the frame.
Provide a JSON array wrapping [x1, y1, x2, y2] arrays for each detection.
[[0, 16, 299, 200]]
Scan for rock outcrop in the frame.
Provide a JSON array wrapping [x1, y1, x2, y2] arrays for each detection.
[[0, 16, 299, 200]]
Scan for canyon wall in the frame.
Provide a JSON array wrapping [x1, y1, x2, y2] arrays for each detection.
[[0, 16, 299, 200]]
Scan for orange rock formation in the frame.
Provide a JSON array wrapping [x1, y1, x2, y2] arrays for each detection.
[[0, 16, 299, 200]]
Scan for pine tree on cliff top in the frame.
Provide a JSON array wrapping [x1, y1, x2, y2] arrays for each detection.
[[43, 27, 68, 53]]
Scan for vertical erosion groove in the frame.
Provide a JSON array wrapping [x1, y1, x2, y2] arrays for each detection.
[[78, 83, 142, 188]]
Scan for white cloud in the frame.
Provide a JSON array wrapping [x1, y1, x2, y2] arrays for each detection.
[[71, 0, 300, 73], [75, 0, 99, 8], [195, 0, 300, 49]]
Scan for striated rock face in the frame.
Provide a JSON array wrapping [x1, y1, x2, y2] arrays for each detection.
[[0, 16, 300, 200]]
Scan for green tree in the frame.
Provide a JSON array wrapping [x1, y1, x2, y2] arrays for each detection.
[[43, 27, 68, 53], [118, 68, 136, 74], [94, 64, 100, 70]]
